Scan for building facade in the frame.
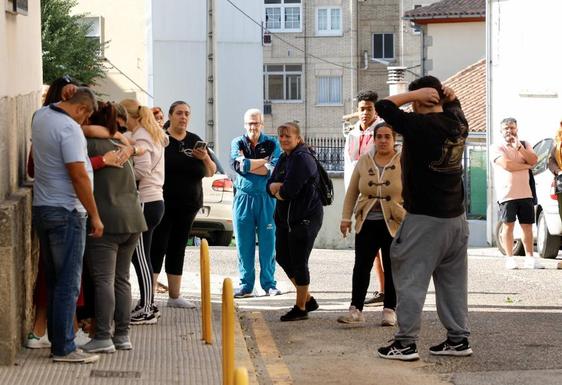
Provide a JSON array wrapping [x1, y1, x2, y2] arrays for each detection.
[[0, 0, 42, 365], [73, 0, 152, 105]]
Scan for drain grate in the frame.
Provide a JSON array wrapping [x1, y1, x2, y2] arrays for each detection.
[[90, 370, 141, 378]]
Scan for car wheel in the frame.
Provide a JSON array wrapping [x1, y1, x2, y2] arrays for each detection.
[[214, 231, 233, 247], [536, 211, 560, 259], [494, 222, 525, 256]]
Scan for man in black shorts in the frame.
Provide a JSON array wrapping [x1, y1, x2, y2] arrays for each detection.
[[493, 117, 543, 269]]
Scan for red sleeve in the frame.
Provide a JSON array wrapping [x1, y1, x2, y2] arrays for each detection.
[[90, 155, 105, 171]]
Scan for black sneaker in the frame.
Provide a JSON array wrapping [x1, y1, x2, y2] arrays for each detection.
[[377, 340, 419, 361], [364, 291, 384, 307], [130, 312, 158, 325], [305, 296, 319, 312], [429, 338, 473, 357], [280, 306, 308, 322], [152, 305, 161, 319]]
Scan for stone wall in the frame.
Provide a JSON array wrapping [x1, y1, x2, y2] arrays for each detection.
[[0, 92, 40, 365]]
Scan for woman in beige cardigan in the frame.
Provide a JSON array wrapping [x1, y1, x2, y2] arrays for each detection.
[[339, 122, 405, 326]]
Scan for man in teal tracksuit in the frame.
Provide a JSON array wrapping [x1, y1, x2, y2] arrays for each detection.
[[230, 108, 281, 298]]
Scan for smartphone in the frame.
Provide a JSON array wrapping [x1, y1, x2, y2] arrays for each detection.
[[194, 141, 207, 151]]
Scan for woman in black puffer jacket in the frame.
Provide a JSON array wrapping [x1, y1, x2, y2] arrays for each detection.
[[267, 122, 323, 322]]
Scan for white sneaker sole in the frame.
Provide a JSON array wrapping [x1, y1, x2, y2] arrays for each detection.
[[378, 352, 420, 361], [429, 348, 473, 357]]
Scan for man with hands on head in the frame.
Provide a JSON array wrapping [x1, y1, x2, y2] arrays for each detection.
[[230, 108, 281, 298], [493, 117, 542, 270], [374, 76, 472, 361]]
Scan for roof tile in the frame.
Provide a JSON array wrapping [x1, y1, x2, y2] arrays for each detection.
[[404, 0, 485, 20]]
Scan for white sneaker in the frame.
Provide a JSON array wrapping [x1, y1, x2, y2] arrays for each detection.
[[381, 308, 397, 327], [523, 256, 545, 269], [167, 296, 196, 309], [74, 328, 91, 347], [505, 257, 518, 270], [337, 306, 365, 324], [25, 331, 51, 349]]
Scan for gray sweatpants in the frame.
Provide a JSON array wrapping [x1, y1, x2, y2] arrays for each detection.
[[390, 213, 470, 345], [85, 232, 140, 340]]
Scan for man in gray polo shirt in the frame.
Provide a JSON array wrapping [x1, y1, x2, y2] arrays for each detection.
[[32, 87, 104, 363]]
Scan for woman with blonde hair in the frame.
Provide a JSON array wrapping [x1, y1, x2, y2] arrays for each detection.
[[120, 99, 169, 324]]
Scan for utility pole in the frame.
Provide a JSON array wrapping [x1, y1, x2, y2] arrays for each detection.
[[206, 0, 216, 147]]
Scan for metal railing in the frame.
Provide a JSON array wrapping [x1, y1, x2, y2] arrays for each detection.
[[305, 136, 345, 171]]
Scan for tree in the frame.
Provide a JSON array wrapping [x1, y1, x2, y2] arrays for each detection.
[[41, 0, 106, 85]]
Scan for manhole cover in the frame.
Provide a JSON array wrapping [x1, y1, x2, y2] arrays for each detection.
[[90, 370, 141, 378]]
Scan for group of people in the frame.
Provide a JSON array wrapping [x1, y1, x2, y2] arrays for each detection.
[[29, 76, 215, 363], [231, 76, 474, 361], [29, 72, 477, 364]]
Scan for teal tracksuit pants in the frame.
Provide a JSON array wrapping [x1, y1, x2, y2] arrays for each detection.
[[233, 191, 276, 292]]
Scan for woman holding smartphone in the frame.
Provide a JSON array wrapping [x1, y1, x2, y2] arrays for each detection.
[[151, 101, 216, 308]]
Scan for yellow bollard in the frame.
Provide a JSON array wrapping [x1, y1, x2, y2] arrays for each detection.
[[222, 278, 235, 385], [200, 238, 212, 344], [233, 367, 248, 385]]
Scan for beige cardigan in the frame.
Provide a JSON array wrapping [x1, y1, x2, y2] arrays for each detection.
[[341, 151, 405, 236]]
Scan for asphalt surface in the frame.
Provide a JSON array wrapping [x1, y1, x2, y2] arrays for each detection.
[[182, 246, 562, 385]]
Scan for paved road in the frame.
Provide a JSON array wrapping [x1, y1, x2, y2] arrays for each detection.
[[178, 246, 562, 385]]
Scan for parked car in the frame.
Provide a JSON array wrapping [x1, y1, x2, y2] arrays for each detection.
[[495, 138, 562, 258], [190, 149, 234, 246]]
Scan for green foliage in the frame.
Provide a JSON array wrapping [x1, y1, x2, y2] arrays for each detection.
[[41, 0, 106, 85]]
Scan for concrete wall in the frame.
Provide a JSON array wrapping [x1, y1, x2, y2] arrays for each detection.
[[214, 0, 264, 175], [0, 2, 42, 365], [74, 0, 150, 104], [425, 21, 485, 80]]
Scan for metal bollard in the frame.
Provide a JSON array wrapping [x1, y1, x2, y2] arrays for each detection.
[[233, 367, 248, 385], [222, 278, 235, 385], [200, 238, 212, 344]]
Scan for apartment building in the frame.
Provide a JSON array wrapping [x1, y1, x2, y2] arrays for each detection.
[[262, 0, 435, 138]]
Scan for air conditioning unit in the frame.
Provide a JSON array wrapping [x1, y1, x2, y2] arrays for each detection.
[[263, 32, 272, 46], [263, 101, 272, 115]]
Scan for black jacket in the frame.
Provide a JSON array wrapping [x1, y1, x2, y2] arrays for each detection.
[[267, 144, 323, 228], [375, 98, 468, 218]]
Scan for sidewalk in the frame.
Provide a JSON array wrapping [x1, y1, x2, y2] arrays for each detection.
[[0, 296, 257, 385]]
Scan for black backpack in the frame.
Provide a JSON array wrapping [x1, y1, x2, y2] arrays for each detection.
[[311, 156, 334, 206]]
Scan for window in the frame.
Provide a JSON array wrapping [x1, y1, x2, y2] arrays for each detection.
[[372, 33, 394, 60], [316, 7, 342, 36], [265, 0, 302, 32], [317, 76, 342, 105], [264, 64, 302, 101], [81, 16, 103, 44]]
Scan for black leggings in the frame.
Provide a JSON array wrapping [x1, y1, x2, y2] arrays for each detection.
[[131, 200, 164, 312], [151, 204, 199, 276], [275, 208, 323, 286], [351, 219, 396, 311]]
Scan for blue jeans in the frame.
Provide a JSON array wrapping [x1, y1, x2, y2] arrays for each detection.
[[33, 206, 87, 356]]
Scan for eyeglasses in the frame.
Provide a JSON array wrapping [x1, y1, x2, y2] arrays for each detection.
[[245, 121, 262, 127]]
